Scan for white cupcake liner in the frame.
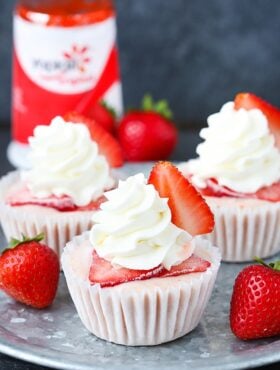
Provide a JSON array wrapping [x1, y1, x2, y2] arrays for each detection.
[[204, 197, 280, 262], [61, 232, 221, 346], [0, 172, 94, 257]]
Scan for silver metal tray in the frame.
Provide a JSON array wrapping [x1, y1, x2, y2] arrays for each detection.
[[0, 164, 279, 369], [0, 262, 279, 370]]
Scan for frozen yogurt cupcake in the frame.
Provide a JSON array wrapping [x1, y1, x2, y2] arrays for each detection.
[[0, 115, 123, 257], [62, 162, 221, 346], [180, 93, 280, 262]]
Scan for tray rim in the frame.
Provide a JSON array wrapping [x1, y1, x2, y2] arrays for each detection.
[[0, 316, 279, 370]]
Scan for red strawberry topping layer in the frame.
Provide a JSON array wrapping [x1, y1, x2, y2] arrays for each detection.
[[89, 250, 210, 288], [255, 181, 280, 202], [159, 255, 210, 278], [148, 162, 215, 236], [89, 251, 164, 287], [193, 177, 280, 203], [6, 186, 106, 212]]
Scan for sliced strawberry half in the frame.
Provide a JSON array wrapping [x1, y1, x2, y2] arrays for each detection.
[[148, 162, 214, 236], [89, 250, 210, 287], [64, 112, 123, 168], [89, 250, 164, 287], [87, 101, 116, 134], [234, 93, 280, 148], [6, 186, 106, 212], [159, 254, 210, 278]]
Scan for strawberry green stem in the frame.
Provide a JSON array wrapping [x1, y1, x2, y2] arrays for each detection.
[[254, 256, 280, 271], [1, 233, 45, 255], [141, 94, 173, 120], [101, 100, 116, 118]]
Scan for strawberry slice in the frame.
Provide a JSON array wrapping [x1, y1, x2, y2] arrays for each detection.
[[89, 251, 164, 287], [159, 254, 210, 278], [234, 93, 280, 148], [7, 186, 76, 211], [255, 182, 280, 202], [6, 186, 106, 212], [89, 250, 210, 287], [10, 198, 76, 212], [148, 162, 214, 236], [64, 112, 123, 168], [199, 178, 251, 198], [87, 101, 116, 134]]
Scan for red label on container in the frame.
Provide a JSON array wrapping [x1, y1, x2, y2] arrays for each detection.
[[12, 15, 122, 144]]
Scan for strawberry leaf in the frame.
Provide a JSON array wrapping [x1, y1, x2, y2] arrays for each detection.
[[2, 233, 45, 254], [142, 94, 173, 120], [269, 260, 280, 271], [142, 94, 154, 111], [101, 100, 116, 118], [254, 256, 280, 271]]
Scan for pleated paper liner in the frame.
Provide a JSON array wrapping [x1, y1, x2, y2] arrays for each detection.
[[62, 232, 221, 346], [204, 196, 280, 262], [0, 171, 94, 257]]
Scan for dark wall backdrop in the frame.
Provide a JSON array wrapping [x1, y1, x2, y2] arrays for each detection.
[[1, 0, 280, 128]]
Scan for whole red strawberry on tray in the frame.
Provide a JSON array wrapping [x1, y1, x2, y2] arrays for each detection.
[[230, 257, 280, 340], [117, 95, 178, 161], [0, 234, 59, 309]]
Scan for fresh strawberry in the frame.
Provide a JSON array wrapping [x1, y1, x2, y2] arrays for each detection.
[[148, 162, 214, 236], [6, 186, 106, 212], [87, 101, 116, 134], [234, 93, 280, 148], [230, 258, 280, 340], [64, 112, 123, 168], [0, 234, 59, 309], [89, 250, 164, 287], [194, 178, 280, 203], [117, 95, 177, 161], [89, 250, 210, 287]]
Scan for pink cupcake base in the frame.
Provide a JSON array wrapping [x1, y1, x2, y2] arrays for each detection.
[[204, 197, 280, 262], [61, 233, 221, 346], [0, 172, 94, 257]]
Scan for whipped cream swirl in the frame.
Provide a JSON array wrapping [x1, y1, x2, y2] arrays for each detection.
[[187, 102, 280, 193], [90, 174, 194, 270], [23, 116, 114, 206]]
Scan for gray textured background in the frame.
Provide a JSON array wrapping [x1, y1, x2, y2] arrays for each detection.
[[1, 0, 280, 128]]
